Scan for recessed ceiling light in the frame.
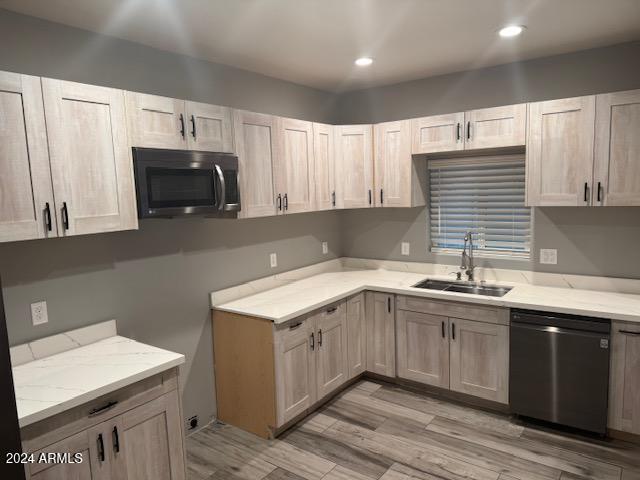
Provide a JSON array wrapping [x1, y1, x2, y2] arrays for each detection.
[[355, 57, 373, 67], [498, 25, 525, 38]]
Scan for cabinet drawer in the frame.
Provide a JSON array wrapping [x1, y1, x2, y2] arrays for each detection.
[[397, 295, 508, 325], [21, 368, 179, 453]]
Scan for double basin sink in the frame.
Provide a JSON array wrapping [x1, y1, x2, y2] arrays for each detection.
[[412, 278, 512, 297]]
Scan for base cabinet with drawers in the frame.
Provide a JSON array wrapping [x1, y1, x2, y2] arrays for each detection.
[[21, 369, 186, 480], [396, 295, 510, 404]]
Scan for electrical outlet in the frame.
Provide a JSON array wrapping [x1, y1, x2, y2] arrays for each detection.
[[186, 415, 199, 431], [270, 253, 278, 268], [322, 242, 328, 255], [31, 301, 48, 326], [540, 248, 558, 265], [401, 242, 410, 256]]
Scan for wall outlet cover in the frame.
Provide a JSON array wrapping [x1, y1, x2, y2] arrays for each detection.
[[401, 242, 410, 256], [31, 301, 48, 326], [270, 253, 278, 268], [540, 248, 558, 265], [187, 415, 199, 431], [322, 242, 328, 255]]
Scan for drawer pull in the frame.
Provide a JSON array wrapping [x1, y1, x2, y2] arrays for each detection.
[[326, 306, 337, 314], [89, 400, 118, 417], [619, 330, 640, 336], [288, 322, 303, 330]]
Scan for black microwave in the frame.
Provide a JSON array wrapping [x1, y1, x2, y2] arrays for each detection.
[[133, 148, 240, 218]]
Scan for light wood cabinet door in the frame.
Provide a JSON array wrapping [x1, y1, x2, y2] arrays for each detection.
[[274, 319, 316, 426], [116, 390, 186, 480], [411, 113, 464, 154], [313, 123, 337, 210], [27, 424, 110, 480], [346, 293, 366, 379], [185, 101, 234, 153], [609, 322, 640, 435], [125, 92, 186, 149], [42, 79, 138, 236], [594, 90, 640, 206], [365, 292, 395, 377], [449, 319, 509, 404], [276, 118, 314, 214], [526, 96, 596, 206], [0, 71, 57, 243], [464, 104, 526, 150], [233, 110, 278, 218], [397, 310, 449, 388], [315, 303, 348, 399], [374, 120, 426, 208], [335, 125, 374, 209]]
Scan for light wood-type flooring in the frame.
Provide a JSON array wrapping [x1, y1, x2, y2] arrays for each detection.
[[187, 380, 640, 480]]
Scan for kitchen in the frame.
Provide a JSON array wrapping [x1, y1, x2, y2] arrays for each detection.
[[1, 1, 640, 479]]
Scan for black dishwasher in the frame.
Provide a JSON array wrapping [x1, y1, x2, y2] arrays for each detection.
[[510, 309, 610, 434]]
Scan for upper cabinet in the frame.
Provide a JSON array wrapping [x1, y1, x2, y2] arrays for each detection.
[[526, 96, 596, 206], [411, 105, 526, 155], [125, 92, 234, 153], [335, 124, 374, 208], [275, 118, 314, 214], [465, 104, 527, 150], [0, 72, 56, 243], [312, 123, 337, 211], [374, 120, 426, 208], [594, 90, 640, 206], [233, 110, 278, 218], [43, 79, 138, 236]]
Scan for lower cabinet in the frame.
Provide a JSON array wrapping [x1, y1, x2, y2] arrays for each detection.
[[346, 293, 366, 378], [366, 292, 396, 377], [396, 296, 509, 404], [22, 370, 186, 480], [609, 321, 640, 435]]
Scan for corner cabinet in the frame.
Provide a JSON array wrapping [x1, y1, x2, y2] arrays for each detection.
[[21, 369, 186, 480], [334, 125, 374, 208], [526, 96, 596, 206], [609, 321, 640, 435], [594, 89, 640, 206], [42, 78, 138, 236], [374, 120, 427, 208]]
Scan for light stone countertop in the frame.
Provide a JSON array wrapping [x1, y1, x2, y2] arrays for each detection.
[[13, 333, 185, 428], [214, 268, 640, 325]]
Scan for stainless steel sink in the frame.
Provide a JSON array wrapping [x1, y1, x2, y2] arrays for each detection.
[[412, 278, 512, 297]]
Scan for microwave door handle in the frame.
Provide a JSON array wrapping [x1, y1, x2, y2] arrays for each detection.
[[214, 164, 226, 210]]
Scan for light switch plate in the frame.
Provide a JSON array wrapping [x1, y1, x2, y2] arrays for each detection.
[[401, 242, 410, 256], [270, 253, 278, 268], [540, 249, 558, 265], [322, 242, 328, 255], [31, 301, 48, 326]]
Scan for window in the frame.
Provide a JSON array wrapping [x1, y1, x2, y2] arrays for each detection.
[[428, 155, 530, 258]]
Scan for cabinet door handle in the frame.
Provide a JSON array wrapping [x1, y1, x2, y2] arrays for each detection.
[[179, 113, 186, 138], [318, 329, 323, 347], [380, 189, 384, 204], [97, 433, 105, 462], [277, 194, 282, 211], [597, 181, 602, 203], [584, 182, 588, 203], [61, 202, 70, 230], [466, 121, 471, 140], [331, 191, 336, 207], [387, 297, 391, 313], [112, 426, 120, 453], [619, 330, 640, 336], [190, 114, 196, 139], [456, 123, 461, 141], [368, 189, 372, 205], [44, 202, 52, 232], [310, 332, 315, 351], [441, 320, 445, 339], [284, 193, 288, 210], [451, 322, 456, 340]]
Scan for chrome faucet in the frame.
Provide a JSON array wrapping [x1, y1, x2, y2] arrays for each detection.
[[460, 231, 475, 282]]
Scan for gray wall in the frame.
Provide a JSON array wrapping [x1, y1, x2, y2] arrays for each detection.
[[0, 9, 341, 430], [334, 41, 640, 124]]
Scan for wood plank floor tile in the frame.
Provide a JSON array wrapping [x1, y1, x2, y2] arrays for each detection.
[[263, 467, 306, 480], [340, 390, 436, 425], [426, 417, 622, 480], [376, 417, 561, 480], [323, 420, 500, 480], [352, 380, 383, 396], [296, 412, 338, 434], [371, 386, 523, 437], [321, 397, 389, 430], [321, 465, 378, 480], [378, 462, 459, 479], [280, 426, 392, 479]]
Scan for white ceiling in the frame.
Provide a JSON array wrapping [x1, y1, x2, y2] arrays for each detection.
[[2, 0, 640, 92]]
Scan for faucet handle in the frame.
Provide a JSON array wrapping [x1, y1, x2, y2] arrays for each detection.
[[449, 270, 462, 281]]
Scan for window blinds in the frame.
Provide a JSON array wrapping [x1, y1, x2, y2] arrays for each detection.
[[428, 155, 530, 258]]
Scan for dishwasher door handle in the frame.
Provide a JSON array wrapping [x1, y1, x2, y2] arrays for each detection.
[[512, 321, 609, 338]]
